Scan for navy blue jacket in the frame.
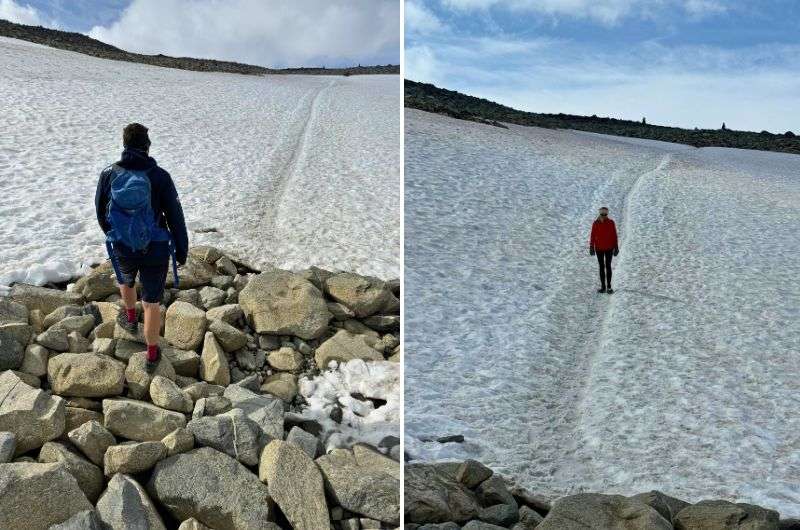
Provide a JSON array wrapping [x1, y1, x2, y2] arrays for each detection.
[[95, 148, 189, 264]]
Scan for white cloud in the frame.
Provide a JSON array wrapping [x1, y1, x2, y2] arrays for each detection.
[[88, 0, 399, 68], [406, 35, 800, 133], [0, 0, 43, 25], [439, 0, 729, 25], [406, 0, 446, 34]]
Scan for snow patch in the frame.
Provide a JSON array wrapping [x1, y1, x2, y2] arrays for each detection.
[[299, 359, 399, 451]]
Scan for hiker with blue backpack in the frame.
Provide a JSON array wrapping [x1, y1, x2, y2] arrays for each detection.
[[95, 123, 188, 372]]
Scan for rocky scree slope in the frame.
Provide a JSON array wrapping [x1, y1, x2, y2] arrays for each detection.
[[0, 244, 400, 530]]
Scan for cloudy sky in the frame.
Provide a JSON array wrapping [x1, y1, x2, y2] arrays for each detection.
[[0, 0, 400, 68], [406, 0, 800, 133]]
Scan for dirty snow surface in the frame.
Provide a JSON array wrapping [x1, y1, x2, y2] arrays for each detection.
[[0, 37, 399, 288], [404, 109, 800, 516]]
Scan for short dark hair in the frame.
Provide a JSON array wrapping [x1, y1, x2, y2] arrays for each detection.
[[123, 123, 150, 150]]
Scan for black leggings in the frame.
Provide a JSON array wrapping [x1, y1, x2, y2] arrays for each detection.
[[596, 250, 613, 288]]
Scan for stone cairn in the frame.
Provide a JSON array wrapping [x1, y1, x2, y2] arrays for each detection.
[[0, 245, 400, 530], [404, 459, 798, 530]]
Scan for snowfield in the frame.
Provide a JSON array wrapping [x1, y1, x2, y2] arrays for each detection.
[[0, 36, 400, 289], [404, 109, 800, 516]]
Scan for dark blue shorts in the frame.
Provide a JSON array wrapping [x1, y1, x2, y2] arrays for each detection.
[[116, 255, 168, 303]]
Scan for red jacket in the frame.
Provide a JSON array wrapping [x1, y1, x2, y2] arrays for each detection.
[[590, 219, 618, 252]]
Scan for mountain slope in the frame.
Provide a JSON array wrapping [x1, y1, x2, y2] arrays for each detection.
[[405, 79, 800, 154], [0, 18, 399, 76], [404, 108, 800, 517]]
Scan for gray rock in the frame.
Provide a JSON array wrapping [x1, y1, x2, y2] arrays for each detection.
[[91, 337, 115, 357], [0, 299, 28, 324], [126, 351, 176, 400], [205, 304, 243, 326], [39, 441, 103, 503], [104, 441, 166, 476], [404, 462, 480, 524], [175, 289, 204, 309], [177, 518, 213, 530], [0, 328, 24, 370], [0, 462, 92, 530], [103, 398, 187, 442], [464, 522, 507, 530], [172, 255, 217, 290], [0, 371, 65, 455], [0, 431, 16, 462], [96, 474, 167, 530], [516, 505, 545, 529], [233, 374, 262, 392], [199, 286, 226, 310], [37, 327, 70, 352], [477, 475, 518, 510], [258, 439, 329, 530], [147, 447, 277, 530], [630, 490, 690, 523], [673, 500, 779, 530], [285, 426, 319, 459], [162, 428, 194, 457], [260, 373, 298, 402], [48, 353, 126, 397], [223, 385, 283, 442], [257, 334, 280, 350], [215, 256, 238, 276], [165, 302, 207, 351], [11, 369, 41, 388], [537, 493, 671, 530], [324, 273, 393, 318], [211, 275, 234, 290], [267, 346, 302, 371], [188, 246, 222, 264], [150, 376, 193, 413], [239, 269, 332, 339], [315, 329, 383, 369], [187, 409, 261, 466], [326, 301, 356, 321], [480, 503, 520, 527], [162, 347, 201, 378], [199, 332, 230, 386], [48, 509, 103, 530], [63, 406, 104, 436], [0, 322, 33, 348], [67, 331, 92, 353], [10, 284, 84, 315], [208, 319, 247, 352], [235, 349, 256, 371], [456, 459, 494, 488], [74, 267, 119, 302], [67, 420, 116, 466], [51, 315, 96, 337], [362, 315, 400, 332], [317, 447, 400, 525]]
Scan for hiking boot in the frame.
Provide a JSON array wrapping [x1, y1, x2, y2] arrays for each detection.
[[597, 287, 606, 293], [606, 288, 614, 294], [116, 310, 138, 334], [145, 347, 160, 374]]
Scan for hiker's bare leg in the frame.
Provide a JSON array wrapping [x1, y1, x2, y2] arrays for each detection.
[[143, 302, 161, 346], [120, 284, 137, 310]]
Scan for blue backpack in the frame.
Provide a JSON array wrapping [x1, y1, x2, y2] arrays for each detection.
[[105, 164, 179, 288]]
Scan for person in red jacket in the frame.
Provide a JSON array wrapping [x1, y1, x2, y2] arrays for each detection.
[[589, 207, 619, 293]]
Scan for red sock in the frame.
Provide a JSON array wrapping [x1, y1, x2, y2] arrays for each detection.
[[147, 344, 159, 362], [126, 308, 136, 323]]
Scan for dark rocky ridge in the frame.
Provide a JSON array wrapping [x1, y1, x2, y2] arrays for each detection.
[[405, 79, 800, 155], [0, 18, 399, 76]]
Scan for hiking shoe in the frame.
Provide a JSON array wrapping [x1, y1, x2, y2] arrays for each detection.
[[145, 348, 160, 374], [606, 288, 614, 294], [597, 287, 606, 293], [116, 310, 138, 334]]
